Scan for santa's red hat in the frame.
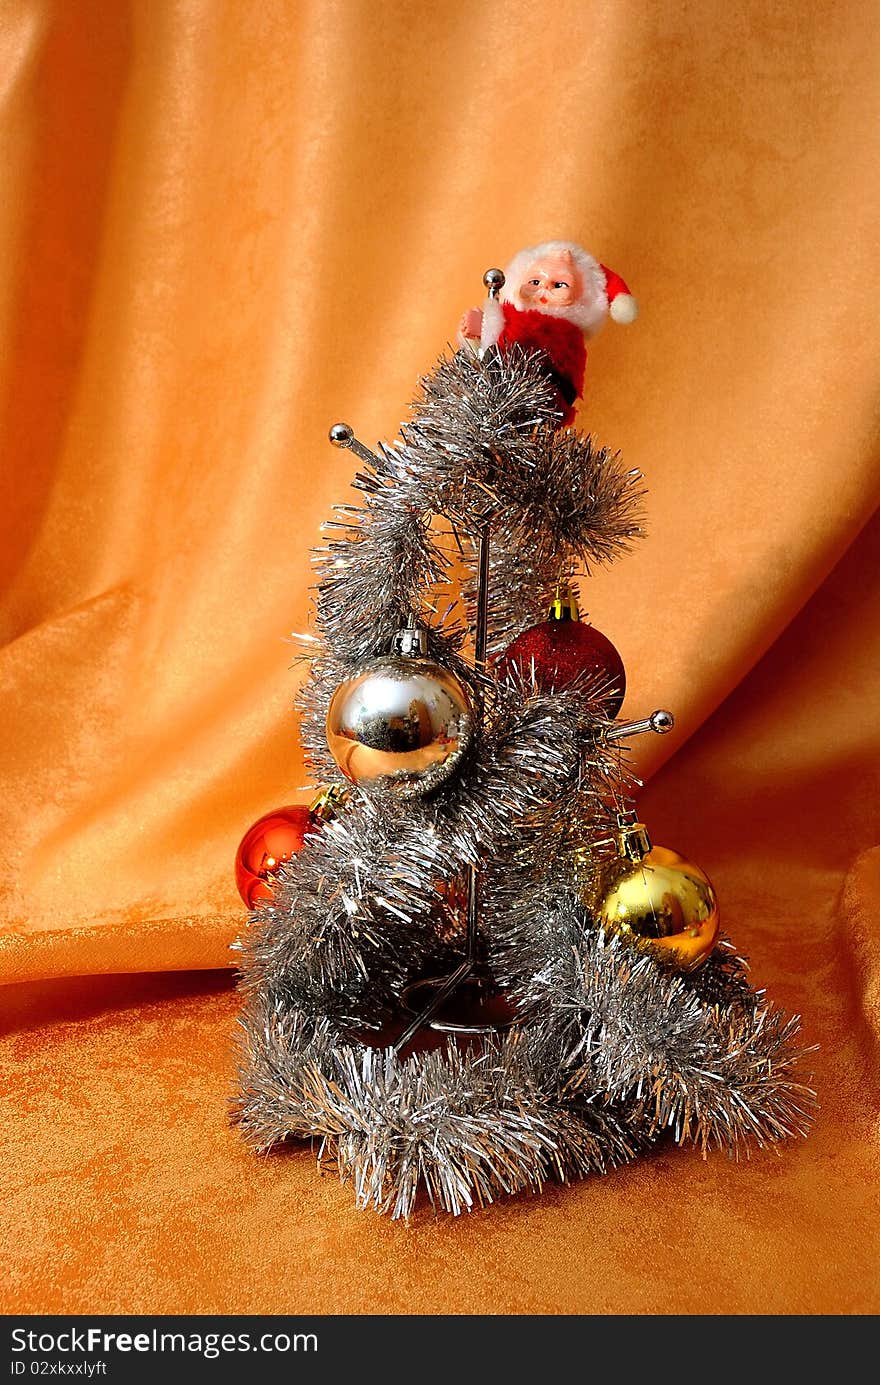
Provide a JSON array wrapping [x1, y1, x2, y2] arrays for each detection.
[[500, 240, 638, 338]]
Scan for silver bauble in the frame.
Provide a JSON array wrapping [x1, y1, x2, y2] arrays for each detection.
[[326, 652, 475, 799]]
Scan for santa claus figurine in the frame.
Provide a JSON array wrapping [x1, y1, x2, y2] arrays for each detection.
[[458, 240, 637, 426]]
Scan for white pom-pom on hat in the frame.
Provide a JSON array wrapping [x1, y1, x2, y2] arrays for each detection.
[[609, 293, 638, 324]]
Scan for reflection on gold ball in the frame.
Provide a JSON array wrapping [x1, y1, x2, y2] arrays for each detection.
[[590, 841, 720, 971], [325, 655, 474, 799]]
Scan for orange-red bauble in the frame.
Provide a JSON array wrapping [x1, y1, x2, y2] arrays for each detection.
[[234, 787, 348, 908], [235, 806, 312, 908], [496, 588, 626, 717]]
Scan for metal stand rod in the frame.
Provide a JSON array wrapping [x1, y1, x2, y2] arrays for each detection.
[[473, 518, 491, 666], [465, 519, 491, 964], [393, 522, 492, 1054], [392, 959, 473, 1053], [605, 709, 675, 742]]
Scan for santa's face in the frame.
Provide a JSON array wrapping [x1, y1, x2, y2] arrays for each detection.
[[516, 255, 582, 311]]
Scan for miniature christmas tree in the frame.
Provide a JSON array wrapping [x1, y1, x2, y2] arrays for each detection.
[[233, 244, 814, 1218]]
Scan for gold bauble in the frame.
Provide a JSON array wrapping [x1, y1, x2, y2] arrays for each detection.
[[587, 817, 719, 971]]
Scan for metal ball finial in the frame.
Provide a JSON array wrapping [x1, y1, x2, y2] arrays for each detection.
[[651, 709, 675, 734], [483, 268, 505, 298], [329, 422, 354, 448]]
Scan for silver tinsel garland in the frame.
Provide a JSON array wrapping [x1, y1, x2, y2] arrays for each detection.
[[234, 341, 814, 1216]]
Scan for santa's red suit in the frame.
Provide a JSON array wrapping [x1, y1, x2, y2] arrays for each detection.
[[496, 301, 586, 426]]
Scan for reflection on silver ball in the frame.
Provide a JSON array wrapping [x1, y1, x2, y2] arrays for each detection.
[[326, 655, 475, 799], [651, 709, 675, 734], [483, 267, 505, 294], [329, 422, 354, 448]]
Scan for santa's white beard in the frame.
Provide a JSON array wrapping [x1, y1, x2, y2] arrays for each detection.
[[500, 243, 610, 339], [504, 293, 607, 339]]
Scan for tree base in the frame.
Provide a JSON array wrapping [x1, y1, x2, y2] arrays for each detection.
[[401, 970, 519, 1037]]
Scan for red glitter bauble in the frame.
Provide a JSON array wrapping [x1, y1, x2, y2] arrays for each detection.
[[497, 614, 626, 716], [234, 805, 313, 909]]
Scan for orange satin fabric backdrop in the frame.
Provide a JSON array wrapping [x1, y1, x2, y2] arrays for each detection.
[[2, 0, 880, 1315]]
